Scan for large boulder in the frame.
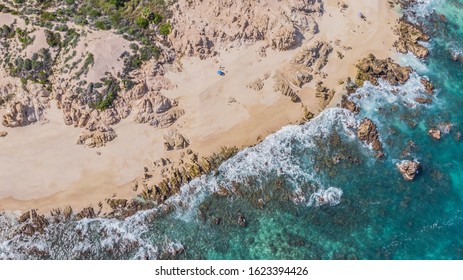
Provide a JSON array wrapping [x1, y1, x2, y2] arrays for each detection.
[[396, 160, 421, 181]]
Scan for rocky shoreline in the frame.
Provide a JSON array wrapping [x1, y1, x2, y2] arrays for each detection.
[[2, 1, 436, 238]]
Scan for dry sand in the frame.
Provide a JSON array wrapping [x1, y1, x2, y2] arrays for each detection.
[[0, 0, 399, 213]]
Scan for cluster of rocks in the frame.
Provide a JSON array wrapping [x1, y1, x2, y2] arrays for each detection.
[[428, 122, 453, 140], [76, 127, 117, 148], [273, 41, 332, 102], [141, 146, 238, 202], [394, 19, 430, 58], [357, 118, 384, 158], [246, 78, 265, 91], [292, 41, 333, 72], [341, 95, 360, 114], [355, 54, 413, 86], [2, 96, 46, 127], [168, 0, 322, 58], [163, 130, 190, 151], [396, 160, 421, 181], [315, 81, 335, 107], [133, 90, 184, 128], [16, 209, 49, 236]]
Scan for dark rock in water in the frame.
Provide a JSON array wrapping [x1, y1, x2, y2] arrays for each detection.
[[450, 50, 463, 63], [355, 54, 412, 86], [18, 211, 31, 223], [415, 97, 432, 104], [420, 78, 434, 94], [428, 128, 441, 140], [357, 118, 383, 157], [394, 19, 430, 58], [341, 95, 360, 114], [237, 213, 247, 228], [396, 160, 421, 181], [16, 209, 50, 236]]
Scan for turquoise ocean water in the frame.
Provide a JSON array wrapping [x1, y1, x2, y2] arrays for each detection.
[[1, 0, 463, 259]]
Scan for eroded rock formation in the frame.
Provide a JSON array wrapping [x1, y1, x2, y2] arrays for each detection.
[[168, 0, 322, 58], [355, 54, 413, 86], [394, 19, 430, 58]]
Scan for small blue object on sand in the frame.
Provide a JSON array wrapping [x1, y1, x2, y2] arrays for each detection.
[[217, 70, 225, 76]]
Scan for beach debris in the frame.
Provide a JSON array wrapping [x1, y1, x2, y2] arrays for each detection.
[[397, 160, 421, 181]]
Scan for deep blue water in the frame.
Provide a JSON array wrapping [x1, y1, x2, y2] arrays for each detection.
[[1, 0, 463, 259]]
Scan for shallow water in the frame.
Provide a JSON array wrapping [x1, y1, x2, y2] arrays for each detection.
[[1, 0, 463, 259]]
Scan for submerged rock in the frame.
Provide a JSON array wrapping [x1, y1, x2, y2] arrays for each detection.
[[428, 128, 441, 140], [397, 160, 421, 181]]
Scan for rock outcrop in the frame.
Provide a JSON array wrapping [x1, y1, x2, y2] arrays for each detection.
[[394, 19, 430, 58], [357, 118, 383, 157], [16, 209, 49, 236], [315, 81, 335, 107], [168, 0, 322, 58], [246, 78, 265, 91], [341, 95, 360, 114], [2, 97, 46, 127], [272, 41, 332, 102], [428, 128, 441, 140], [134, 91, 184, 128], [396, 160, 420, 181], [292, 41, 333, 71], [355, 54, 413, 86], [163, 130, 190, 151], [77, 128, 117, 148]]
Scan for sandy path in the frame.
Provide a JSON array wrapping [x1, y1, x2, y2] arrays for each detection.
[[0, 0, 399, 213]]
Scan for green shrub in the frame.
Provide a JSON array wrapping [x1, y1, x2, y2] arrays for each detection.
[[159, 22, 171, 36], [45, 30, 61, 47], [135, 17, 149, 29]]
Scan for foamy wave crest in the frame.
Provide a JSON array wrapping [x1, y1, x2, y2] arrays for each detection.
[[397, 52, 430, 73], [352, 72, 433, 116], [169, 108, 357, 219], [406, 0, 443, 22], [218, 108, 358, 187], [0, 206, 184, 260], [308, 187, 343, 207]]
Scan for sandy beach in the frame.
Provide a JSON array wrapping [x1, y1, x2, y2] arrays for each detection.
[[0, 0, 398, 213]]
